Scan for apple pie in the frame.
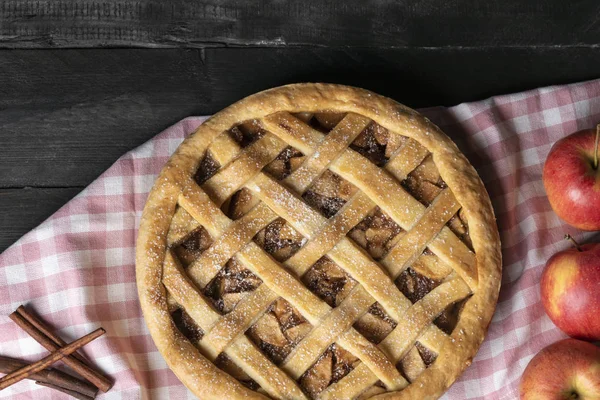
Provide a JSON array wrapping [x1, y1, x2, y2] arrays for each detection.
[[136, 83, 501, 399]]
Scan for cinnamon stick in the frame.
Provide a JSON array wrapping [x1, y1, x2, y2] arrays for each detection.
[[36, 382, 95, 400], [0, 356, 97, 397], [9, 312, 113, 392], [0, 328, 104, 390], [16, 306, 88, 365]]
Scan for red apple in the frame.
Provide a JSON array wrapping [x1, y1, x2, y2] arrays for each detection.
[[543, 125, 600, 230], [520, 339, 600, 400], [540, 235, 600, 341]]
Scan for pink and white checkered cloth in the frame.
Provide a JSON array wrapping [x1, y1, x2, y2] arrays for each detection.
[[2, 80, 600, 400]]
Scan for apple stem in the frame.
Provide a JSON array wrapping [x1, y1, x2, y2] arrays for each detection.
[[595, 124, 600, 170], [564, 234, 583, 252]]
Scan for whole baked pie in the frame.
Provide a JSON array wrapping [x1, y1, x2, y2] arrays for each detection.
[[136, 83, 501, 399]]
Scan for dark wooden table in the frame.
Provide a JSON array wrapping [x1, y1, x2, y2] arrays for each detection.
[[1, 1, 599, 252]]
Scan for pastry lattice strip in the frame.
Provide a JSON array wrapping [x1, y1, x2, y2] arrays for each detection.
[[164, 112, 474, 397]]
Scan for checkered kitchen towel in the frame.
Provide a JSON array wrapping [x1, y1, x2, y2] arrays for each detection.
[[2, 79, 600, 399]]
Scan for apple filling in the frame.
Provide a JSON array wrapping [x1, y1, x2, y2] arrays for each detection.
[[303, 170, 358, 218], [348, 207, 403, 260], [264, 146, 305, 180], [171, 308, 204, 343], [350, 121, 406, 166], [172, 226, 213, 267], [254, 218, 305, 262], [303, 256, 356, 307], [415, 342, 437, 366], [396, 267, 440, 304], [228, 119, 266, 147], [402, 154, 448, 206], [194, 151, 221, 186], [299, 344, 360, 398], [289, 111, 347, 133], [203, 258, 263, 313], [247, 298, 312, 365]]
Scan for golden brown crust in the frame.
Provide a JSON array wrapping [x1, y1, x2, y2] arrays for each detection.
[[136, 83, 501, 400]]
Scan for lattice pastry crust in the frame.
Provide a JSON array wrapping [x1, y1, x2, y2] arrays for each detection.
[[136, 83, 501, 399]]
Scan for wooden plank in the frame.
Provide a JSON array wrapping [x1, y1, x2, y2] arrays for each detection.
[[0, 187, 82, 252], [0, 49, 206, 187], [204, 47, 600, 110], [2, 47, 600, 189], [0, 0, 599, 48]]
